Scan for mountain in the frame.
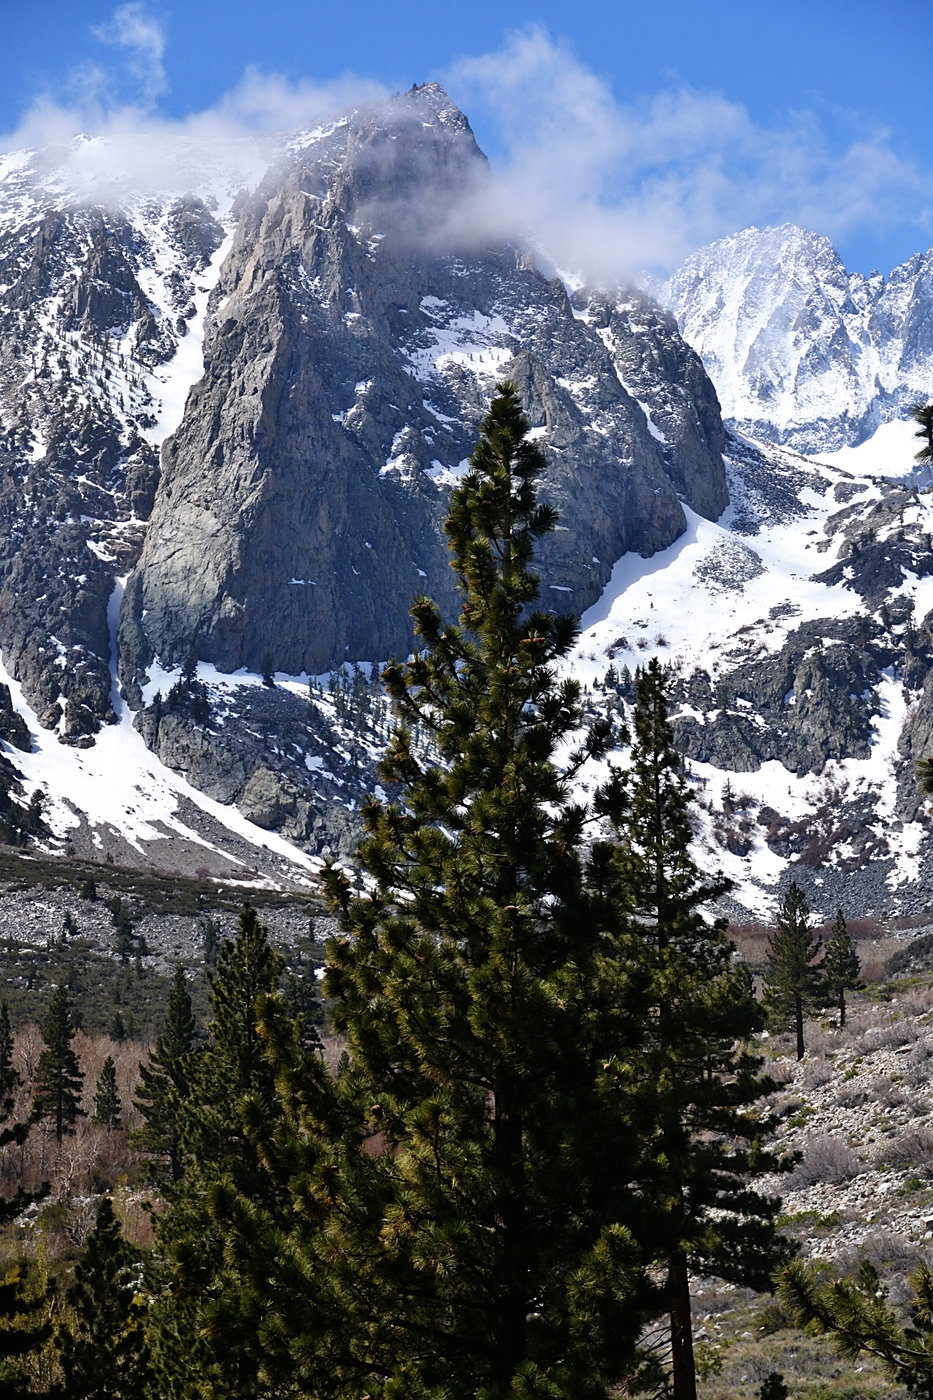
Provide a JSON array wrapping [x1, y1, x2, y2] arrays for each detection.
[[3, 89, 933, 920], [659, 223, 933, 454], [119, 84, 726, 689], [0, 85, 729, 877]]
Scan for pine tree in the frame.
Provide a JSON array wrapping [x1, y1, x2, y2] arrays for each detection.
[[54, 1196, 149, 1400], [148, 906, 285, 1399], [823, 909, 861, 1029], [614, 659, 785, 1400], [918, 757, 933, 796], [763, 882, 823, 1060], [92, 1056, 121, 1129], [214, 384, 655, 1398], [912, 400, 933, 465], [780, 1258, 933, 1399], [34, 985, 83, 1142], [0, 1000, 17, 1113], [132, 966, 196, 1182]]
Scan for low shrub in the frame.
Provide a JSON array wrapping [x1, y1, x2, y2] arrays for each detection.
[[787, 1134, 861, 1188]]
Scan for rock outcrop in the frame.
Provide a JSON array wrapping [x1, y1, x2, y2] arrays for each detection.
[[0, 176, 227, 739], [119, 85, 730, 685]]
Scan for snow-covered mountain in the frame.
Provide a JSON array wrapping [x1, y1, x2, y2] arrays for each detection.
[[659, 224, 933, 455], [1, 93, 933, 920], [0, 86, 729, 880]]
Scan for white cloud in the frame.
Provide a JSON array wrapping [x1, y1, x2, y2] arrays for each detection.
[[87, 2, 168, 108], [0, 52, 388, 207], [444, 27, 933, 279], [1, 16, 930, 280]]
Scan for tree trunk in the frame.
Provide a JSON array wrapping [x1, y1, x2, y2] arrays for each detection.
[[839, 988, 846, 1030], [490, 1068, 526, 1393], [669, 1248, 697, 1400], [795, 995, 805, 1061]]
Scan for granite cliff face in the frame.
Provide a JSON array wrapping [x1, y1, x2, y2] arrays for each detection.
[[118, 85, 728, 685]]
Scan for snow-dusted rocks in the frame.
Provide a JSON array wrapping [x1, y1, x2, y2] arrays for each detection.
[[660, 224, 933, 455]]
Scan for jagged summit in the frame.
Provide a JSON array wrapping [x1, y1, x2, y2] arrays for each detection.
[[660, 223, 933, 454], [398, 81, 477, 131], [118, 89, 725, 686]]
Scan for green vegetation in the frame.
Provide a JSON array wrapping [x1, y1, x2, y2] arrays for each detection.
[[33, 987, 83, 1143], [824, 910, 862, 1029], [763, 881, 824, 1059], [0, 385, 922, 1397]]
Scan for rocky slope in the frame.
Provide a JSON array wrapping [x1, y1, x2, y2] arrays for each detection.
[[659, 224, 933, 454]]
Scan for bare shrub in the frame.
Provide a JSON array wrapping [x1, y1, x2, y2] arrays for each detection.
[[898, 988, 933, 1017], [863, 1021, 919, 1052], [839, 1228, 925, 1276], [802, 1058, 835, 1089], [766, 1059, 796, 1087], [836, 1084, 871, 1108], [805, 1027, 839, 1058], [877, 1080, 909, 1109], [873, 1124, 933, 1169], [787, 1134, 861, 1188], [15, 1023, 42, 1089]]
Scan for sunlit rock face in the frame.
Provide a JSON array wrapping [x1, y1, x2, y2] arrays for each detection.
[[120, 83, 728, 684]]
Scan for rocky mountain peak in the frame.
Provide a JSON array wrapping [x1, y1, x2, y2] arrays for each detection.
[[660, 223, 933, 454], [118, 91, 728, 688], [0, 87, 736, 873]]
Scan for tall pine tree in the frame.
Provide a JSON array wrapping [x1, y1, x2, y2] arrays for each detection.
[[92, 1056, 121, 1129], [148, 905, 285, 1399], [54, 1196, 149, 1400], [213, 382, 654, 1399], [763, 882, 823, 1060], [132, 966, 196, 1182], [614, 659, 785, 1400], [34, 986, 83, 1143], [823, 908, 861, 1029]]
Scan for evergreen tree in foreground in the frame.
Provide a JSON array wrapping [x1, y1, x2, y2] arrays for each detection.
[[823, 908, 861, 1029], [763, 882, 823, 1060], [615, 660, 785, 1400], [215, 383, 653, 1398], [34, 985, 83, 1142], [54, 1196, 149, 1400], [148, 906, 285, 1398]]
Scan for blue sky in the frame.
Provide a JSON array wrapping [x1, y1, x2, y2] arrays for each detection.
[[2, 0, 931, 278]]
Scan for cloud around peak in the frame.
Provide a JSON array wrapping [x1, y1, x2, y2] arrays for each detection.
[[1, 11, 931, 282], [443, 27, 933, 280]]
